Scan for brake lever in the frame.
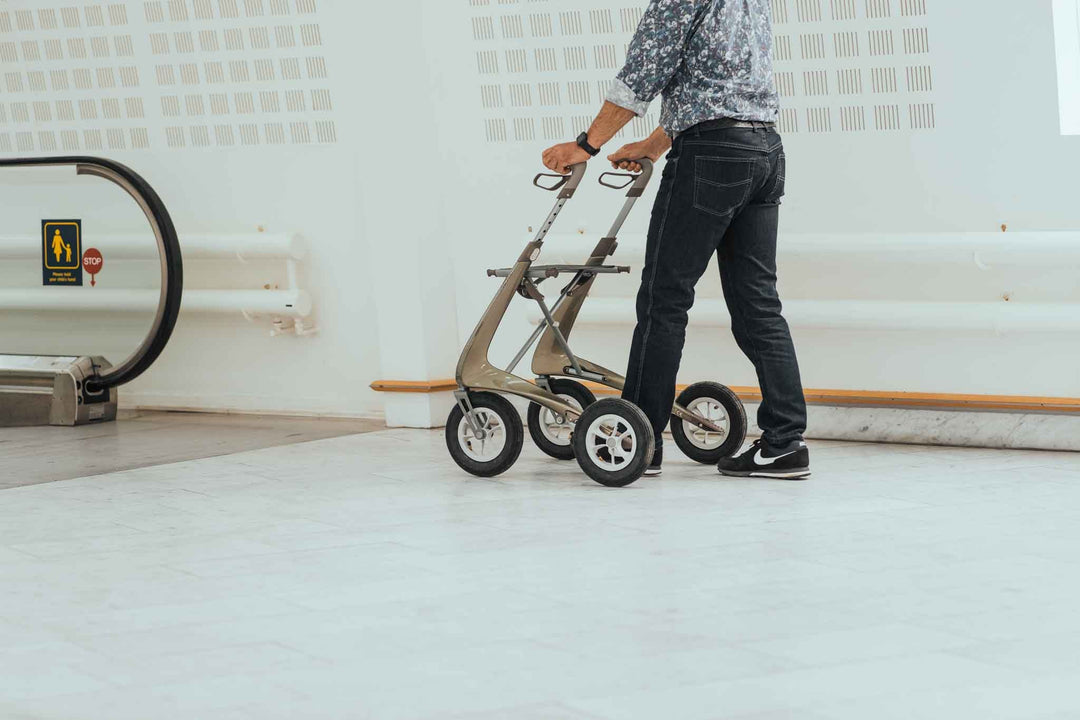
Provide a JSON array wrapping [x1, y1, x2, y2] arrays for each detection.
[[533, 173, 570, 192], [599, 157, 654, 196], [598, 173, 636, 190]]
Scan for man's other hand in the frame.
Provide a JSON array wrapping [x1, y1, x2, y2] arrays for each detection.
[[608, 139, 665, 173], [542, 142, 591, 175]]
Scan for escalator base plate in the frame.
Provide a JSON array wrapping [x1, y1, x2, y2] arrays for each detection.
[[0, 355, 118, 427]]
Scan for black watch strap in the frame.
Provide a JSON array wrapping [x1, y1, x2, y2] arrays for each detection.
[[576, 132, 600, 157]]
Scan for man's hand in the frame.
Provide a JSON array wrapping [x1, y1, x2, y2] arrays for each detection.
[[607, 128, 672, 173], [542, 142, 592, 175], [541, 103, 639, 174]]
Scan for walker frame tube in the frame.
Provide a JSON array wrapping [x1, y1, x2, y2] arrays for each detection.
[[454, 164, 588, 421], [529, 159, 726, 434], [456, 158, 725, 436]]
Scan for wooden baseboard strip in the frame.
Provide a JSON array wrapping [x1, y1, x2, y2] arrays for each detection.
[[370, 379, 1080, 414], [369, 379, 459, 394]]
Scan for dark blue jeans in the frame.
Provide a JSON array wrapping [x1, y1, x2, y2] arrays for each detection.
[[622, 124, 807, 449]]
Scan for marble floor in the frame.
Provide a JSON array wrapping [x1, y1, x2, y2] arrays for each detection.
[[2, 427, 1080, 719]]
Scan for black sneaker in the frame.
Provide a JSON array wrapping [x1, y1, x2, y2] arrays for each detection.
[[644, 446, 663, 477], [717, 438, 810, 480]]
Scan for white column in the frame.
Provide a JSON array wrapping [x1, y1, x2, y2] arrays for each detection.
[[347, 1, 462, 427]]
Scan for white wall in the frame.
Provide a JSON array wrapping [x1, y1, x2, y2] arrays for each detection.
[[1, 0, 1079, 423], [1054, 0, 1080, 135]]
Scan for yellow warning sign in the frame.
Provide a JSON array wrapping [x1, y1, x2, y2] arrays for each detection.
[[42, 220, 83, 286]]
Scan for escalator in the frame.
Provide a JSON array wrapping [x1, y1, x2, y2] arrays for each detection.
[[0, 157, 183, 426]]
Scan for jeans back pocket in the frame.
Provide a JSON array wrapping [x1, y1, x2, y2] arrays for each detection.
[[693, 157, 754, 218], [763, 152, 786, 204]]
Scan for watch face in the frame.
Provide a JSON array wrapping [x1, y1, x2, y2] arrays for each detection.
[[577, 132, 597, 155]]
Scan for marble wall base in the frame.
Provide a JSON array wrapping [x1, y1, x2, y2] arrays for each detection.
[[742, 403, 1080, 452]]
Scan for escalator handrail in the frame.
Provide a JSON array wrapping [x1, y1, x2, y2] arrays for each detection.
[[0, 156, 183, 391]]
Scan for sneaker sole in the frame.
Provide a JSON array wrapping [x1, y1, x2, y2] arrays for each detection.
[[643, 468, 662, 477], [718, 468, 811, 480]]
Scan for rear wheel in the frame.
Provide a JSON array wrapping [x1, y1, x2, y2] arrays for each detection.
[[527, 379, 596, 460], [446, 392, 523, 478], [572, 398, 655, 488], [671, 382, 747, 464]]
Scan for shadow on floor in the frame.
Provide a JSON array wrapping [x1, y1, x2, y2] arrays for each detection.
[[0, 410, 384, 488]]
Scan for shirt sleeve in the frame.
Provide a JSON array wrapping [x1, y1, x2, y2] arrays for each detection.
[[605, 0, 708, 116]]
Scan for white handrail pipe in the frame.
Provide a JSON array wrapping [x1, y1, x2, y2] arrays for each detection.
[[540, 231, 1080, 268], [0, 233, 307, 261], [529, 299, 1080, 334], [0, 288, 312, 318]]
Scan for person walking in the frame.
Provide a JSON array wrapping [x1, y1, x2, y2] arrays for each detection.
[[541, 0, 810, 479]]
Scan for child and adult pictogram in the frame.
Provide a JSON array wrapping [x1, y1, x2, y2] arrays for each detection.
[[41, 220, 83, 286]]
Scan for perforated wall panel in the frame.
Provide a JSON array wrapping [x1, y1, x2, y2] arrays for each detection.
[[468, 0, 936, 143], [0, 0, 336, 153]]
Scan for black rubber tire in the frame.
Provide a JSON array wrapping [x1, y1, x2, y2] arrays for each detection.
[[671, 382, 747, 464], [445, 392, 524, 478], [572, 398, 655, 488], [527, 379, 597, 461]]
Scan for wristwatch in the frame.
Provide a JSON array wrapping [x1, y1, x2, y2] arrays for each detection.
[[576, 132, 600, 157]]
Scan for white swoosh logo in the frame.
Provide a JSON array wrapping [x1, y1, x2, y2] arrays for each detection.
[[753, 448, 800, 466]]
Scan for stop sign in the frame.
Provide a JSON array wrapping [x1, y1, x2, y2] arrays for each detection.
[[82, 248, 103, 286]]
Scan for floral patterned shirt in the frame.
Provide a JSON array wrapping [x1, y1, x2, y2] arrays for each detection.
[[606, 0, 780, 135]]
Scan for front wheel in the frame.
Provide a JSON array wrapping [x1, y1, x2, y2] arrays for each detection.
[[527, 379, 597, 461], [446, 392, 524, 478], [572, 398, 655, 488], [671, 382, 747, 464]]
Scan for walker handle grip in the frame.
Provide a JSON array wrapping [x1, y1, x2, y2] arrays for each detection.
[[600, 157, 654, 197], [533, 162, 587, 198]]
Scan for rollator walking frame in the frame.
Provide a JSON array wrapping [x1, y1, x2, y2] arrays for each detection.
[[454, 159, 727, 439]]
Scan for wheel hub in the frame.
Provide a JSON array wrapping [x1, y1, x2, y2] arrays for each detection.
[[458, 409, 507, 462], [539, 394, 582, 446], [685, 397, 731, 450], [585, 414, 637, 471]]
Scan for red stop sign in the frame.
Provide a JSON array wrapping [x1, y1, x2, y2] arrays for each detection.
[[82, 248, 103, 286]]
